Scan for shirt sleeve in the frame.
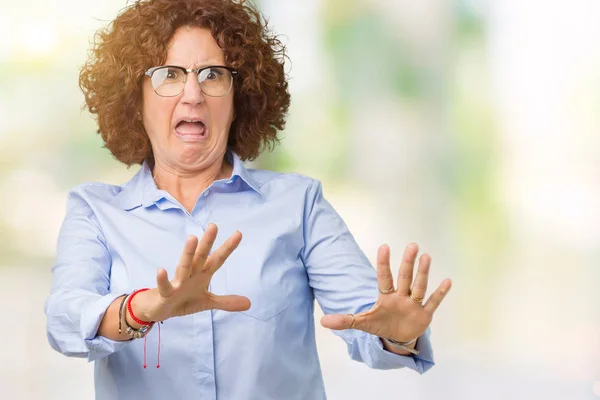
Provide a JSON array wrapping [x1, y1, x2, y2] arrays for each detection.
[[301, 179, 435, 374], [44, 188, 131, 362]]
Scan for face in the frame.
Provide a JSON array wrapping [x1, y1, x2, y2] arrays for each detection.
[[141, 26, 234, 173]]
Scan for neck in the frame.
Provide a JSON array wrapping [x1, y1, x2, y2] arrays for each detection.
[[151, 156, 232, 212]]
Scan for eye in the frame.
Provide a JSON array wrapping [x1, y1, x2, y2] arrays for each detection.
[[206, 69, 221, 80], [200, 68, 224, 82], [164, 68, 182, 81]]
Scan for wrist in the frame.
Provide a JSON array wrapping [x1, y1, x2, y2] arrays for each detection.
[[124, 304, 146, 330], [120, 290, 154, 340], [381, 336, 419, 356], [129, 288, 156, 323]]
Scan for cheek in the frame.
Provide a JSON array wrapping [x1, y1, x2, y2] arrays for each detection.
[[142, 84, 175, 139], [208, 98, 235, 127]]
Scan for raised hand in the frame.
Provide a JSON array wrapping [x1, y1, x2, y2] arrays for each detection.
[[320, 243, 451, 344], [132, 223, 250, 322]]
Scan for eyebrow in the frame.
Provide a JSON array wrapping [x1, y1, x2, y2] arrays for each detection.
[[162, 60, 224, 69]]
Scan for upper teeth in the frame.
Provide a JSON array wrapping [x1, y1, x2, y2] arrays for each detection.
[[184, 119, 199, 122]]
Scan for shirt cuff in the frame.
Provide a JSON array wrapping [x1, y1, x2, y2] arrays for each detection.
[[368, 328, 435, 374], [80, 291, 131, 362]]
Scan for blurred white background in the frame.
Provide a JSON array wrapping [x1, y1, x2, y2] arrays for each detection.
[[1, 0, 599, 399]]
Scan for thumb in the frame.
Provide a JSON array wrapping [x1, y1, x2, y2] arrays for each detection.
[[210, 294, 251, 312], [156, 268, 173, 298], [320, 313, 358, 331]]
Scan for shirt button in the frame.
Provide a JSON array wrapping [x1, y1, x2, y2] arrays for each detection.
[[203, 190, 210, 197]]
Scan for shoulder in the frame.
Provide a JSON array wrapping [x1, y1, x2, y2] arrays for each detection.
[[247, 168, 321, 195], [64, 182, 124, 216]]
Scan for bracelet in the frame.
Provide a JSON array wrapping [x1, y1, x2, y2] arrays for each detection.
[[383, 337, 420, 356], [119, 290, 163, 368], [121, 291, 153, 339], [127, 288, 153, 326], [118, 294, 129, 335]]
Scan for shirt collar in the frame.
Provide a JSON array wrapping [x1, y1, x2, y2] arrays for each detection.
[[112, 148, 262, 211], [226, 150, 262, 195]]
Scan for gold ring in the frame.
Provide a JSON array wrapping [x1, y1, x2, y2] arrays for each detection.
[[347, 313, 356, 329], [378, 287, 395, 295], [409, 294, 424, 304]]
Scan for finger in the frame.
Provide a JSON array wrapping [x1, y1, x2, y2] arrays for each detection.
[[410, 254, 430, 301], [209, 294, 251, 312], [192, 223, 219, 272], [320, 313, 364, 331], [424, 278, 452, 314], [376, 245, 395, 294], [204, 230, 242, 274], [396, 243, 419, 296], [156, 268, 173, 297], [174, 235, 199, 282]]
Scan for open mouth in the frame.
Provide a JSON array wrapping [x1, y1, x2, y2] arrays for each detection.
[[175, 120, 207, 137]]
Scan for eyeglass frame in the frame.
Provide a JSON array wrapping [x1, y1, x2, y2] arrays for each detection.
[[144, 65, 238, 97]]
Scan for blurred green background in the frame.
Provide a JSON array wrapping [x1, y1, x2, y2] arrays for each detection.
[[1, 0, 599, 399]]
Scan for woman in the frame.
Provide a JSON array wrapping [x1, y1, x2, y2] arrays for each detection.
[[44, 0, 452, 399]]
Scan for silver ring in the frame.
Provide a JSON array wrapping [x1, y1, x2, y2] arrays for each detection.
[[378, 287, 395, 295]]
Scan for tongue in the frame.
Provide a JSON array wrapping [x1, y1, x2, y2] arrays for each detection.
[[177, 122, 205, 135]]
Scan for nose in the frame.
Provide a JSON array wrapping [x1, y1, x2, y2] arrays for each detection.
[[180, 72, 205, 104]]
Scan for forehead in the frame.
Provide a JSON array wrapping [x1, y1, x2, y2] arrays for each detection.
[[165, 26, 225, 66]]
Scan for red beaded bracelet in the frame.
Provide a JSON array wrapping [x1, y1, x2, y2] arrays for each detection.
[[124, 288, 163, 369], [127, 288, 153, 326]]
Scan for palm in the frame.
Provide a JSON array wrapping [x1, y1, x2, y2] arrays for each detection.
[[147, 224, 250, 322], [321, 243, 451, 343]]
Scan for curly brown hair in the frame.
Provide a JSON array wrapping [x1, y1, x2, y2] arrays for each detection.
[[79, 0, 290, 165]]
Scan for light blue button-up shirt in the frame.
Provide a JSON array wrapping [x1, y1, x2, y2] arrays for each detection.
[[45, 150, 435, 400]]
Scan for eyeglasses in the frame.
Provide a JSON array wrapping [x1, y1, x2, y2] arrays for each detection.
[[144, 65, 238, 97]]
